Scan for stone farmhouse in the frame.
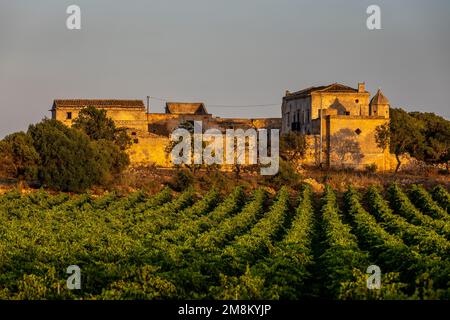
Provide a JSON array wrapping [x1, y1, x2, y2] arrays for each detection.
[[51, 99, 281, 166], [282, 82, 391, 170], [51, 81, 392, 171]]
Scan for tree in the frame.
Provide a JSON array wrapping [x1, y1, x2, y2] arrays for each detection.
[[375, 108, 447, 172], [72, 106, 131, 150], [28, 119, 104, 192], [280, 132, 307, 166], [91, 139, 130, 181], [165, 121, 204, 174], [375, 123, 390, 152], [0, 132, 39, 180], [409, 112, 450, 168]]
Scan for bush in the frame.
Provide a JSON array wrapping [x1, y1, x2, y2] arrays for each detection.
[[26, 119, 129, 192], [28, 120, 104, 192], [365, 163, 378, 173], [170, 169, 194, 192], [72, 106, 131, 150], [0, 132, 39, 180], [264, 160, 301, 189]]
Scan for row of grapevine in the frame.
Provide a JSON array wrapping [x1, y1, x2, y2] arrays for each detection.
[[157, 187, 245, 246], [344, 187, 450, 299], [146, 189, 266, 299], [0, 183, 449, 300], [222, 187, 290, 266], [318, 186, 369, 298], [195, 189, 267, 252], [253, 185, 316, 299], [387, 184, 450, 239], [408, 184, 449, 221], [431, 185, 450, 213], [365, 186, 450, 257]]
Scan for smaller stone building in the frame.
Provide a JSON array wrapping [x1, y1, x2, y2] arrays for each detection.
[[51, 99, 281, 166], [51, 100, 149, 131]]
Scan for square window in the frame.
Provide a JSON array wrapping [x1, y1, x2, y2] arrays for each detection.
[[133, 138, 139, 144], [355, 128, 362, 135]]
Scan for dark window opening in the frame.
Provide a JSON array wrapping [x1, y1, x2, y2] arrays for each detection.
[[355, 99, 359, 103], [66, 112, 72, 120], [346, 111, 351, 116], [133, 139, 139, 144], [355, 128, 362, 135], [131, 132, 137, 136]]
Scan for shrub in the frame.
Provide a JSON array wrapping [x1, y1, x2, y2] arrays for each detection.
[[0, 132, 39, 180], [365, 163, 378, 173], [28, 120, 104, 192], [170, 169, 194, 192]]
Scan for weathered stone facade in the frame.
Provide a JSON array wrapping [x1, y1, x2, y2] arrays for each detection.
[[51, 100, 281, 167], [282, 83, 391, 170], [51, 82, 392, 171]]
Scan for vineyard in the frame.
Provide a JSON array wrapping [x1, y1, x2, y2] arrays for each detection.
[[0, 184, 449, 300]]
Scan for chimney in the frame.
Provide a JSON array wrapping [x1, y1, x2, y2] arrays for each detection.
[[358, 82, 365, 93], [285, 90, 290, 96]]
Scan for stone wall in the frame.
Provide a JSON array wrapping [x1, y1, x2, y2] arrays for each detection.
[[302, 116, 391, 171], [53, 107, 147, 129], [311, 92, 370, 119]]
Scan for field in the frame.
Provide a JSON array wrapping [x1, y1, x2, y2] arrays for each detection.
[[0, 184, 449, 300]]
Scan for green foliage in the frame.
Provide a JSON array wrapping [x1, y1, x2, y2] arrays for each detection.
[[408, 185, 449, 221], [338, 269, 409, 300], [365, 163, 378, 173], [408, 111, 450, 165], [376, 108, 450, 171], [223, 188, 289, 265], [197, 189, 266, 252], [0, 114, 130, 191], [280, 132, 307, 163], [264, 159, 301, 189], [366, 186, 449, 257], [387, 184, 450, 239], [345, 186, 450, 298], [0, 132, 39, 180], [72, 106, 131, 150], [170, 169, 194, 192], [319, 186, 369, 297], [431, 185, 450, 213], [0, 184, 449, 300], [28, 119, 105, 192]]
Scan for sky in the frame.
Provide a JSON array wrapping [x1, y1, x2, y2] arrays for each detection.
[[0, 0, 449, 138]]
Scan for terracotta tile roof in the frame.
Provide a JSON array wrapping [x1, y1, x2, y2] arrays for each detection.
[[284, 83, 359, 100], [52, 99, 145, 109], [165, 102, 209, 115]]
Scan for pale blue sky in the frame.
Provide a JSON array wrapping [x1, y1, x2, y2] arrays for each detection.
[[1, 0, 449, 137]]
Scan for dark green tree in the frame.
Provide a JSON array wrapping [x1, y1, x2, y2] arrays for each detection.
[[280, 131, 307, 164], [0, 132, 39, 180], [409, 112, 450, 168], [72, 106, 131, 150], [28, 119, 104, 192], [376, 108, 449, 172]]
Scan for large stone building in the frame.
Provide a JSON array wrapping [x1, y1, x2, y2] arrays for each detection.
[[51, 82, 392, 171], [281, 82, 391, 170], [51, 99, 281, 166]]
